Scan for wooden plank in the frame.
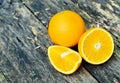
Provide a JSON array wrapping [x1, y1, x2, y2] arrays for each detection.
[[77, 0, 120, 83], [0, 0, 98, 83], [23, 0, 120, 83]]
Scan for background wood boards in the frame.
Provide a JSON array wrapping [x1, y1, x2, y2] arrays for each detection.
[[0, 0, 120, 82]]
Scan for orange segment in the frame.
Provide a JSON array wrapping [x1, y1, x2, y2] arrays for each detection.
[[78, 28, 114, 65], [48, 45, 82, 74]]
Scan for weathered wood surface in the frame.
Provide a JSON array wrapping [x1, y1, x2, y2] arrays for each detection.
[[0, 0, 120, 83], [23, 0, 120, 83], [0, 0, 98, 83]]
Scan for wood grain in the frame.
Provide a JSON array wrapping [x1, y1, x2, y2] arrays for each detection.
[[0, 0, 98, 82], [23, 0, 120, 83]]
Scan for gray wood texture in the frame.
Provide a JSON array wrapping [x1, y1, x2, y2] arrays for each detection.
[[0, 0, 120, 83], [25, 0, 120, 83], [23, 0, 120, 83], [0, 0, 97, 83]]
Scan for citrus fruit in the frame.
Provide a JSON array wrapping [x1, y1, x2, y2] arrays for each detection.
[[48, 45, 82, 74], [48, 10, 86, 47], [78, 28, 114, 65]]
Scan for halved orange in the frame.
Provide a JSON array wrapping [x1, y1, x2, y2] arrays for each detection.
[[48, 45, 82, 74], [78, 28, 114, 65]]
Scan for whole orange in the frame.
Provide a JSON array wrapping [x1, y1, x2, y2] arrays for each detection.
[[48, 10, 86, 47]]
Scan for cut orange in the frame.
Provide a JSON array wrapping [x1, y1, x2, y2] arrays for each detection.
[[48, 10, 85, 47], [48, 45, 82, 74], [78, 28, 114, 65]]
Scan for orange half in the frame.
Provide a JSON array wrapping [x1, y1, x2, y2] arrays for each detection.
[[48, 45, 82, 74], [78, 28, 114, 65]]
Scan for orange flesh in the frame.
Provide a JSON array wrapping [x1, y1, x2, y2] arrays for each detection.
[[78, 28, 114, 64], [83, 29, 113, 62], [48, 45, 82, 74]]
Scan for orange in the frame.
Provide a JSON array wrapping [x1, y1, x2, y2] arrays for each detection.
[[48, 45, 82, 74], [78, 28, 114, 65], [48, 10, 85, 47]]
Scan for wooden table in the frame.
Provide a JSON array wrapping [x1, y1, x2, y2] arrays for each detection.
[[0, 0, 120, 83]]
